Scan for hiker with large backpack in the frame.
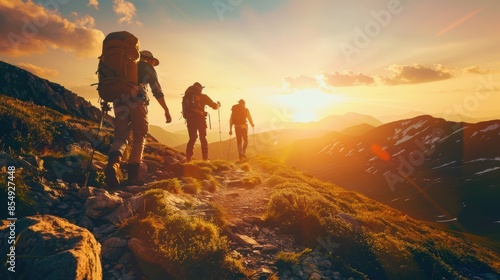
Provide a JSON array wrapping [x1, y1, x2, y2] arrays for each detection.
[[98, 31, 172, 190], [182, 82, 220, 162], [229, 99, 254, 160]]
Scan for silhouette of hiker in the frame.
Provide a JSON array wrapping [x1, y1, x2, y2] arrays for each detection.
[[183, 82, 220, 162], [105, 50, 172, 189], [229, 99, 254, 160]]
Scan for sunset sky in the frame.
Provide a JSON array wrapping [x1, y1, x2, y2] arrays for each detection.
[[1, 0, 499, 131]]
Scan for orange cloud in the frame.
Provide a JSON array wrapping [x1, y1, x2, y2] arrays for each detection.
[[88, 0, 99, 10], [17, 62, 59, 78], [0, 0, 104, 57], [381, 64, 453, 86], [113, 0, 142, 26], [320, 71, 375, 87], [71, 12, 96, 29]]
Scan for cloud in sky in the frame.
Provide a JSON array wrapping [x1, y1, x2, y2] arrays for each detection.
[[71, 12, 96, 29], [285, 63, 475, 90], [283, 75, 319, 89], [463, 66, 496, 75], [381, 64, 454, 86], [320, 71, 375, 87], [17, 62, 59, 78], [88, 0, 99, 10], [0, 0, 104, 57], [112, 0, 141, 26]]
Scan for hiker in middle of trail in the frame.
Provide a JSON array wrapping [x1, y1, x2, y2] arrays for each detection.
[[182, 82, 220, 162], [229, 99, 254, 160]]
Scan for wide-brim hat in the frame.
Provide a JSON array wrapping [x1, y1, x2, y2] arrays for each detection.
[[193, 82, 205, 89], [140, 50, 159, 66]]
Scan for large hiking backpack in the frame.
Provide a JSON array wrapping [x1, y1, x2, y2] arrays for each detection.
[[97, 31, 140, 102], [231, 104, 247, 125], [182, 85, 202, 119]]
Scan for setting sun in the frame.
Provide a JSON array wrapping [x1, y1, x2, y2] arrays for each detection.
[[273, 88, 345, 123]]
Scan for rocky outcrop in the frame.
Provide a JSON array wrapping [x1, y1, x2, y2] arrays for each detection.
[[0, 215, 102, 280], [0, 60, 101, 122]]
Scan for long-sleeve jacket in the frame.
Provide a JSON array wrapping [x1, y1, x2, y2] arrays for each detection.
[[138, 60, 164, 99]]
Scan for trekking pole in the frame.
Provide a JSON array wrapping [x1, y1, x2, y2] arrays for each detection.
[[83, 99, 110, 188], [217, 102, 222, 159], [252, 126, 257, 155], [207, 113, 212, 129], [227, 134, 232, 160]]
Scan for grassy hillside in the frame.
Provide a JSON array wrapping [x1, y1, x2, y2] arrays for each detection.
[[148, 125, 186, 147], [246, 156, 499, 279], [272, 115, 500, 242], [0, 94, 181, 186]]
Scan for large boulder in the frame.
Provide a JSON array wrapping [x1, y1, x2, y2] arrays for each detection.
[[0, 215, 102, 280]]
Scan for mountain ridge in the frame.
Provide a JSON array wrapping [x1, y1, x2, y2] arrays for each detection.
[[276, 114, 500, 238], [0, 60, 101, 123]]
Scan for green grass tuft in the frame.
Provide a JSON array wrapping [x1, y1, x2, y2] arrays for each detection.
[[0, 167, 39, 219], [127, 213, 248, 279], [149, 178, 182, 194], [183, 177, 202, 194], [275, 248, 312, 271]]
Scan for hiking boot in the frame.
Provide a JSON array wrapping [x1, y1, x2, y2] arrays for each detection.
[[238, 152, 246, 161], [127, 163, 147, 186], [104, 151, 122, 190], [185, 150, 193, 163]]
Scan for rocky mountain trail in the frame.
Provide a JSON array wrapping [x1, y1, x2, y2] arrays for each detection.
[[2, 150, 348, 279], [206, 176, 272, 223], [188, 162, 346, 280]]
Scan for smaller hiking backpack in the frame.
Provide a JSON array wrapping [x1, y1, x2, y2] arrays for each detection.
[[96, 31, 140, 102], [231, 104, 247, 125], [182, 85, 202, 119]]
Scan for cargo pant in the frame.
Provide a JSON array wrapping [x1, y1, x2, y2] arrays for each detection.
[[186, 117, 209, 160], [234, 124, 248, 157], [109, 96, 148, 164]]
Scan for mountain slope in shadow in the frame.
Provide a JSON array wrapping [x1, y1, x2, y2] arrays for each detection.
[[276, 115, 500, 237]]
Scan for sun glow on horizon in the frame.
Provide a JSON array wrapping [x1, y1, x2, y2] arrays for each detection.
[[273, 88, 345, 123]]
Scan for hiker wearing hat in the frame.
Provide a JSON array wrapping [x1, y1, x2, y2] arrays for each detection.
[[229, 99, 254, 160], [182, 82, 220, 162], [105, 50, 172, 189]]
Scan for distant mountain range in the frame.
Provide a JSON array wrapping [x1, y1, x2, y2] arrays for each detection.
[[288, 112, 382, 131], [162, 112, 383, 160], [276, 115, 500, 235]]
